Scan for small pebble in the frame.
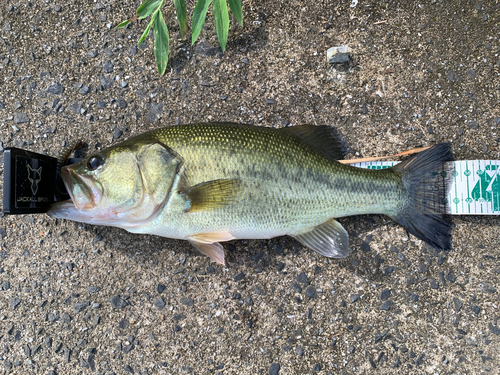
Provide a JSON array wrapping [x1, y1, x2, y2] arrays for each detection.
[[380, 300, 393, 311], [172, 267, 185, 274], [296, 272, 309, 285], [62, 313, 71, 323], [74, 301, 90, 313], [481, 283, 497, 294], [232, 292, 241, 299], [305, 286, 317, 299], [24, 344, 31, 358], [147, 103, 164, 122], [103, 60, 114, 73], [253, 285, 265, 295], [173, 314, 186, 321], [418, 262, 428, 273], [416, 354, 426, 366], [290, 282, 302, 293], [380, 289, 391, 300], [64, 348, 71, 363], [47, 83, 64, 95], [100, 75, 113, 89], [360, 242, 371, 252], [154, 298, 166, 310], [128, 45, 138, 56], [234, 272, 245, 282], [269, 363, 280, 375], [13, 112, 29, 124], [429, 279, 439, 289], [488, 323, 500, 335], [327, 46, 350, 64], [296, 345, 303, 356], [157, 284, 166, 293], [445, 271, 456, 282], [110, 295, 128, 309], [10, 297, 21, 310]]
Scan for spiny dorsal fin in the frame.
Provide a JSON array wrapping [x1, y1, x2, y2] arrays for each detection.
[[279, 125, 350, 161], [292, 218, 349, 258], [181, 179, 240, 212]]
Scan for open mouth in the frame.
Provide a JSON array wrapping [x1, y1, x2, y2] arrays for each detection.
[[61, 166, 100, 210]]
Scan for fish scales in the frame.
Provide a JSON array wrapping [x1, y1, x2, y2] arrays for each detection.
[[131, 123, 403, 237], [48, 123, 453, 264]]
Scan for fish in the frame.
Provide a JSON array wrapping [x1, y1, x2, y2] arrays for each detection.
[[48, 122, 454, 265]]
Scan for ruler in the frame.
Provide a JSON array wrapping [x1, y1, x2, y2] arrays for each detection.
[[351, 160, 500, 215]]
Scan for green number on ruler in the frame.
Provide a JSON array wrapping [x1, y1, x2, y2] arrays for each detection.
[[471, 164, 500, 212]]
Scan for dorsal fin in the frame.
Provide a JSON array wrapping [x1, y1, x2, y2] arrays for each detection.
[[279, 125, 350, 161]]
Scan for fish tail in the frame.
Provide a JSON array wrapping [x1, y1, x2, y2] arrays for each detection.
[[390, 143, 454, 250]]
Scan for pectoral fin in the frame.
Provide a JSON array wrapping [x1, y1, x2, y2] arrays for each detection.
[[292, 219, 349, 258], [189, 240, 226, 265], [181, 179, 240, 212]]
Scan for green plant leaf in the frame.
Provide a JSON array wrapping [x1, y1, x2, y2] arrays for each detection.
[[191, 0, 212, 45], [138, 18, 154, 46], [115, 20, 130, 29], [137, 0, 163, 19], [173, 0, 188, 38], [153, 10, 169, 75], [227, 0, 242, 26], [213, 0, 229, 52]]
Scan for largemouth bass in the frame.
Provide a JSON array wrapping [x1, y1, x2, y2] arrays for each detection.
[[48, 123, 453, 264]]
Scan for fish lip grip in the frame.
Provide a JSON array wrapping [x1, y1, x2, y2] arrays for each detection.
[[2, 148, 82, 214]]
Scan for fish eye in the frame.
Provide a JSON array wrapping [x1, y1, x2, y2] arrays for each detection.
[[86, 154, 104, 171]]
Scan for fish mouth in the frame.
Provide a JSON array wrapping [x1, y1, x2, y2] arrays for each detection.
[[60, 166, 102, 210]]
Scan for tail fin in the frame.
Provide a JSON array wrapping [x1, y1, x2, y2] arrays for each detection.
[[391, 143, 454, 250]]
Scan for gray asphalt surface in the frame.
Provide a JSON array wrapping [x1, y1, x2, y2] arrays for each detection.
[[0, 1, 499, 374]]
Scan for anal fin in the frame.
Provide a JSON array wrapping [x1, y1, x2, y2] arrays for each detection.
[[292, 219, 349, 258]]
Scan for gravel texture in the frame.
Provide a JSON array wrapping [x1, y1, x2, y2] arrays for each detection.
[[0, 1, 500, 374]]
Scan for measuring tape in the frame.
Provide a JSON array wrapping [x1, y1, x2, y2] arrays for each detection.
[[351, 160, 500, 215]]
